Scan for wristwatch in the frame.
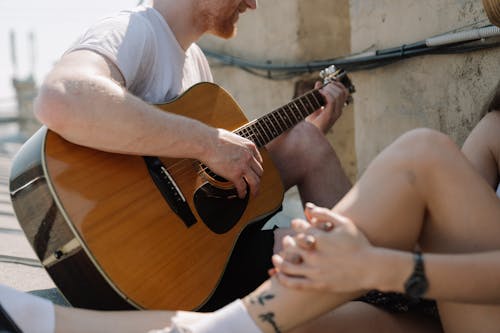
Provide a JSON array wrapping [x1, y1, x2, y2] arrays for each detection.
[[404, 252, 429, 299]]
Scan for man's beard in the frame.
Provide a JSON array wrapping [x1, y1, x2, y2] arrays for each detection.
[[198, 3, 239, 39], [209, 16, 238, 39]]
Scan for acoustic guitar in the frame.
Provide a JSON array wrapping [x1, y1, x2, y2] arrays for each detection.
[[9, 65, 354, 311]]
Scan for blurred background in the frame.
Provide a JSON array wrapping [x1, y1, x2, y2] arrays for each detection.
[[0, 0, 136, 111]]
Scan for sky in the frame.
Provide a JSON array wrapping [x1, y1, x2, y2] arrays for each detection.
[[0, 0, 138, 111]]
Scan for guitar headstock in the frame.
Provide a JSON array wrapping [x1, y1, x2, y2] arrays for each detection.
[[319, 65, 356, 103]]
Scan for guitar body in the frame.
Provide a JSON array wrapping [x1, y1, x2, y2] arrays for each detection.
[[9, 82, 284, 310]]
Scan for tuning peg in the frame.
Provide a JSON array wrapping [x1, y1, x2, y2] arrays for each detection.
[[319, 65, 338, 79]]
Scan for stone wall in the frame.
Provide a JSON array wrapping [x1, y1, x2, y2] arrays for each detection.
[[350, 0, 500, 174], [200, 0, 500, 180], [198, 0, 356, 181]]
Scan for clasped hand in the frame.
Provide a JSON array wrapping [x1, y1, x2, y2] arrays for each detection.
[[272, 203, 374, 293]]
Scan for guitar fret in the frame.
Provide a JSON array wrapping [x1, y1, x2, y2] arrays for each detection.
[[302, 95, 316, 113], [270, 112, 286, 134], [249, 126, 265, 147], [310, 90, 325, 109], [286, 104, 301, 123], [249, 123, 266, 147], [245, 128, 258, 144], [235, 73, 343, 149], [279, 111, 290, 130], [297, 98, 309, 115], [240, 126, 250, 141], [256, 121, 272, 143], [235, 89, 329, 148], [288, 103, 297, 119], [277, 111, 293, 139], [292, 101, 308, 119], [293, 101, 309, 118], [238, 127, 249, 140], [277, 109, 293, 128], [262, 115, 278, 138]]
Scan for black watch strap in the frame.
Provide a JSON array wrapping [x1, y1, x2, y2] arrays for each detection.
[[404, 251, 429, 299]]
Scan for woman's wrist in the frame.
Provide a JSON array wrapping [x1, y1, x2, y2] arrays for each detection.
[[363, 247, 414, 293]]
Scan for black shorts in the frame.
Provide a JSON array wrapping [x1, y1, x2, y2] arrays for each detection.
[[357, 290, 440, 320], [198, 213, 277, 311]]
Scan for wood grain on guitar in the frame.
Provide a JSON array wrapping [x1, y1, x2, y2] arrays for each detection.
[[9, 66, 354, 310]]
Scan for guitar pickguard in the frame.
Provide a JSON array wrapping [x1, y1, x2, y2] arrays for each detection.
[[193, 183, 249, 234]]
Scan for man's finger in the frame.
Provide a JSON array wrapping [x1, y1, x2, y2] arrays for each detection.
[[234, 177, 248, 199], [243, 170, 260, 196]]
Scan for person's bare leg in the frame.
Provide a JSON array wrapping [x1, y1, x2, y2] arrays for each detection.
[[244, 128, 500, 333], [268, 121, 351, 254], [54, 306, 178, 333], [267, 121, 351, 208], [430, 111, 499, 333], [461, 110, 500, 188], [46, 126, 499, 333], [289, 301, 442, 333], [332, 128, 500, 333], [288, 112, 500, 333]]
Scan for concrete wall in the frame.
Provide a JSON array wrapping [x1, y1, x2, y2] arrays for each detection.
[[199, 0, 356, 181], [200, 0, 500, 182], [349, 0, 500, 174]]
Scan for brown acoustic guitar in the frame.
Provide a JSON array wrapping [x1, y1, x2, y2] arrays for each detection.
[[9, 65, 354, 311]]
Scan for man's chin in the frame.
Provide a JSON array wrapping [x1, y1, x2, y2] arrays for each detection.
[[209, 26, 237, 39]]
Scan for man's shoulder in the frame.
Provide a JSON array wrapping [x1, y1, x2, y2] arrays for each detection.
[[90, 6, 155, 35]]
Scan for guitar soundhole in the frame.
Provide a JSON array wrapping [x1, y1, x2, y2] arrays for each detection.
[[193, 183, 249, 234]]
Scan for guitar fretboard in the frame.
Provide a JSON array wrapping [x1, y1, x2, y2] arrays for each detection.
[[235, 89, 325, 147]]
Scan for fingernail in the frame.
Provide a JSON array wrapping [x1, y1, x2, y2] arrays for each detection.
[[305, 235, 316, 249], [305, 202, 315, 209], [272, 254, 283, 265]]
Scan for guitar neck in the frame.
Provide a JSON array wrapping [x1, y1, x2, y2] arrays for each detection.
[[234, 89, 325, 147]]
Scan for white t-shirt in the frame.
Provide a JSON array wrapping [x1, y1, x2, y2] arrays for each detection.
[[67, 5, 213, 104]]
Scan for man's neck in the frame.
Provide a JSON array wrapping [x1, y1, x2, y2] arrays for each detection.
[[152, 0, 206, 51]]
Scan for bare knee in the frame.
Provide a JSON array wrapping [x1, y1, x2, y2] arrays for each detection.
[[267, 122, 343, 188], [281, 121, 334, 159], [393, 128, 460, 173], [396, 128, 456, 154], [295, 122, 336, 162], [268, 122, 339, 182]]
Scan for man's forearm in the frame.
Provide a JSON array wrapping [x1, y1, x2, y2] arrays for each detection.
[[35, 74, 215, 160]]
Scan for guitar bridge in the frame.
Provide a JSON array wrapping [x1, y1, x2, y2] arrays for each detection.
[[143, 156, 197, 228]]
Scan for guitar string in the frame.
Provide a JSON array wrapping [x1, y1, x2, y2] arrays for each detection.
[[162, 91, 324, 179], [159, 73, 348, 181], [163, 158, 224, 181]]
